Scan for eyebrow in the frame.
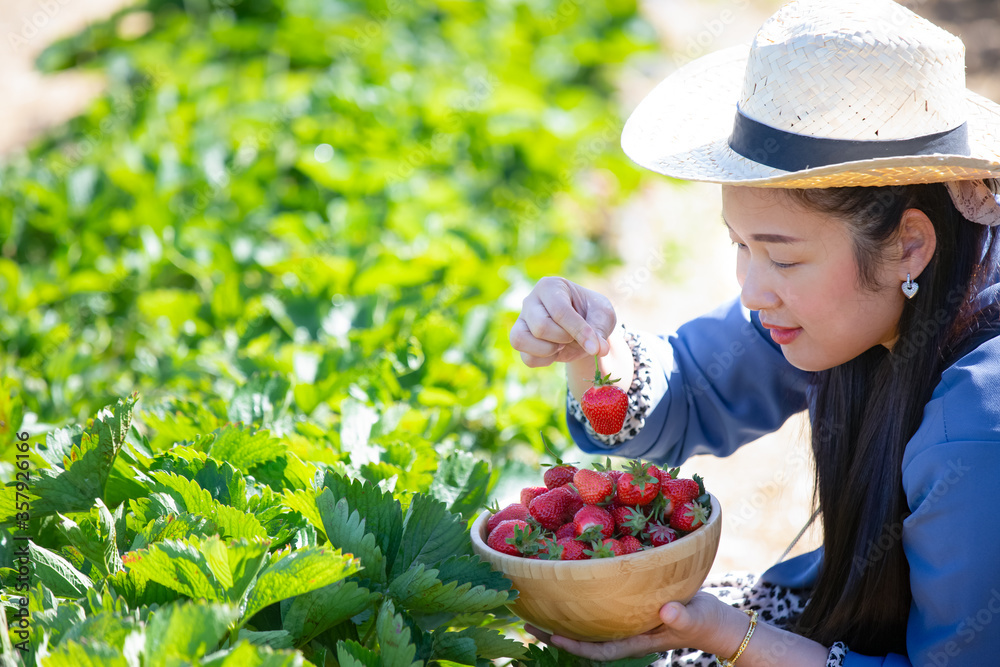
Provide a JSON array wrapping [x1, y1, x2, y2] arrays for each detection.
[[721, 217, 804, 245]]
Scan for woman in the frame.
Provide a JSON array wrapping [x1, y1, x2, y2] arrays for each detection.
[[509, 0, 1000, 665]]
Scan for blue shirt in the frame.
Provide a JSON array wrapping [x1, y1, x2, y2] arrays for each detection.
[[567, 280, 1000, 666]]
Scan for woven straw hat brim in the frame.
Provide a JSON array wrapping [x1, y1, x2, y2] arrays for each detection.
[[622, 45, 1000, 188]]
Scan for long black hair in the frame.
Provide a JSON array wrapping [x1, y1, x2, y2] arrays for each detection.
[[784, 180, 999, 653]]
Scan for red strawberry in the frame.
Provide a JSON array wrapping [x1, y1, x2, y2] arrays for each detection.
[[608, 470, 624, 486], [580, 358, 628, 435], [573, 505, 614, 541], [662, 477, 700, 509], [616, 460, 660, 506], [611, 505, 648, 537], [520, 486, 548, 507], [649, 465, 673, 486], [670, 500, 711, 533], [645, 521, 679, 547], [556, 537, 589, 560], [487, 502, 530, 535], [487, 519, 529, 556], [619, 535, 643, 554], [529, 486, 573, 529], [573, 469, 614, 505], [585, 538, 625, 558], [555, 522, 576, 541], [565, 485, 584, 518], [543, 464, 578, 490]]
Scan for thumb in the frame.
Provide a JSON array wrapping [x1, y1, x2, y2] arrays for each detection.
[[659, 602, 692, 628], [584, 306, 617, 357]]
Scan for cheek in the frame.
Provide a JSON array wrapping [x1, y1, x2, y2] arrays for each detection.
[[735, 256, 747, 287]]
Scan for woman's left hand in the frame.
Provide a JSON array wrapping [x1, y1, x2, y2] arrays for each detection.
[[524, 591, 729, 661]]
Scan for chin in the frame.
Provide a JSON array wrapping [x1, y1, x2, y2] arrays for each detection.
[[781, 348, 840, 373]]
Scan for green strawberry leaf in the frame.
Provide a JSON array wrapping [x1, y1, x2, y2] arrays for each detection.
[[122, 538, 225, 601], [316, 491, 386, 585], [55, 498, 122, 578], [434, 627, 527, 661], [282, 579, 377, 647], [105, 567, 181, 610], [143, 600, 242, 665], [387, 556, 513, 616], [193, 458, 250, 511], [199, 637, 305, 667], [227, 372, 291, 430], [201, 425, 283, 475], [130, 512, 218, 551], [522, 643, 659, 667], [392, 494, 470, 578], [242, 545, 360, 623], [29, 394, 137, 516], [375, 599, 422, 667], [429, 633, 477, 665], [34, 640, 128, 667], [29, 541, 93, 599], [336, 639, 380, 667], [57, 609, 138, 652], [146, 470, 268, 540], [236, 628, 296, 649], [322, 473, 404, 575], [428, 452, 495, 523]]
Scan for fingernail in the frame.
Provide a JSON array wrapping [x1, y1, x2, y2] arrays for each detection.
[[663, 605, 678, 624], [584, 339, 598, 355]]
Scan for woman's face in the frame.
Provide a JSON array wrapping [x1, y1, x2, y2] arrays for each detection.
[[721, 185, 904, 372]]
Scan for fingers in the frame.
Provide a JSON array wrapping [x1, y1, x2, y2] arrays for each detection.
[[510, 317, 567, 368], [538, 288, 604, 356], [509, 277, 617, 366]]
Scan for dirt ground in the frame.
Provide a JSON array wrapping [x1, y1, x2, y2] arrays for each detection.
[[2, 0, 996, 579]]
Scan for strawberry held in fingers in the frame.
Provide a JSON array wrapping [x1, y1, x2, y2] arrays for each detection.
[[580, 357, 628, 435]]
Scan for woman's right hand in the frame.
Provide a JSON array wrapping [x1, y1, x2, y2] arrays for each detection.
[[509, 276, 618, 368]]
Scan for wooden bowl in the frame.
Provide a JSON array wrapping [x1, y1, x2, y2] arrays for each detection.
[[470, 494, 722, 641]]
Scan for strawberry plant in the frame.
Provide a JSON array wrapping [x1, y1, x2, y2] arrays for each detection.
[[1, 395, 526, 665]]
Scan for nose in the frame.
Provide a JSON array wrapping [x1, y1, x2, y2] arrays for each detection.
[[739, 262, 780, 312]]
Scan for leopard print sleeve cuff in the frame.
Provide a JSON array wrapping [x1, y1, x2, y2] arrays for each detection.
[[566, 322, 654, 447], [825, 642, 848, 666]]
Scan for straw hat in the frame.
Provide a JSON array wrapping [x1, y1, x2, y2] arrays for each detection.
[[622, 0, 1000, 188]]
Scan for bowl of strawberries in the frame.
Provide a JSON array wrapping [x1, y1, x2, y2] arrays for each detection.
[[470, 459, 722, 642]]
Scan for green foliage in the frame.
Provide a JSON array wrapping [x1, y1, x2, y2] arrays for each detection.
[[0, 0, 664, 664]]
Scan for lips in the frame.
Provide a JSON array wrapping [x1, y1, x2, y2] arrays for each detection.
[[760, 320, 802, 345]]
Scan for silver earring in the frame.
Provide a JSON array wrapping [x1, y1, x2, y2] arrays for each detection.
[[902, 273, 919, 299]]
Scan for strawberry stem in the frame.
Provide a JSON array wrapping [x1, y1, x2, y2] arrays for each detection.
[[591, 356, 620, 387]]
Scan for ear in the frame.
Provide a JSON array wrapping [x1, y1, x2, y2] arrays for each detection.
[[897, 208, 937, 280]]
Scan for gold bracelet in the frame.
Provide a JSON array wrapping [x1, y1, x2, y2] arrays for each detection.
[[715, 609, 758, 667]]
